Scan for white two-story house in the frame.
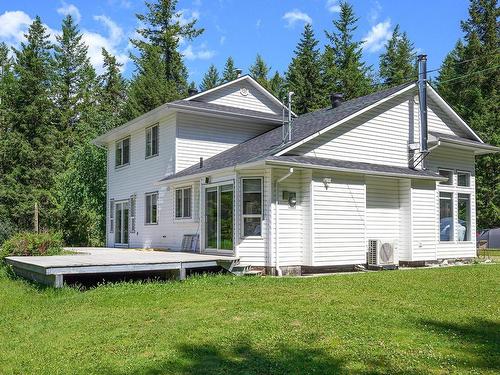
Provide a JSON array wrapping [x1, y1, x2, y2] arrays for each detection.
[[93, 61, 498, 275]]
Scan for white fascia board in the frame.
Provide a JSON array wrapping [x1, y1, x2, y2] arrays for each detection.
[[185, 75, 296, 117], [155, 160, 266, 185], [275, 84, 416, 156], [438, 139, 499, 154], [265, 160, 447, 182], [427, 84, 483, 143]]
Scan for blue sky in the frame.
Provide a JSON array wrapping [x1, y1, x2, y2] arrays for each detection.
[[0, 0, 470, 84]]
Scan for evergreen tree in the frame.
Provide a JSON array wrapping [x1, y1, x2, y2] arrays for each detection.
[[0, 17, 59, 231], [379, 25, 416, 86], [323, 1, 373, 99], [0, 42, 14, 129], [249, 54, 270, 89], [437, 0, 499, 228], [286, 24, 325, 114], [222, 56, 238, 82], [269, 71, 286, 102], [200, 64, 221, 91], [53, 15, 97, 143], [127, 0, 203, 117]]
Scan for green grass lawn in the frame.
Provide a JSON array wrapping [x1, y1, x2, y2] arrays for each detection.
[[0, 265, 499, 375]]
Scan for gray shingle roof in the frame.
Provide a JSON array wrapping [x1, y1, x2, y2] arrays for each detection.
[[170, 100, 283, 122], [266, 155, 444, 179], [160, 82, 415, 182], [429, 131, 498, 151]]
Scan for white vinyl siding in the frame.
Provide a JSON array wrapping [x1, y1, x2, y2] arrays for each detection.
[[312, 172, 366, 266], [366, 177, 400, 242], [411, 180, 437, 261], [398, 179, 412, 261], [195, 80, 282, 115], [175, 112, 277, 172]]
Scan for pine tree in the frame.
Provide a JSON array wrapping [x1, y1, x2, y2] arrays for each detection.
[[379, 25, 416, 86], [249, 54, 270, 89], [53, 15, 97, 143], [222, 56, 238, 82], [437, 0, 499, 229], [200, 64, 221, 91], [286, 23, 325, 114], [323, 1, 373, 99], [0, 17, 59, 231], [269, 71, 286, 102], [0, 42, 14, 129], [127, 0, 204, 116]]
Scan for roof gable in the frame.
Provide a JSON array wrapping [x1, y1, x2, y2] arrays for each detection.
[[186, 75, 292, 116]]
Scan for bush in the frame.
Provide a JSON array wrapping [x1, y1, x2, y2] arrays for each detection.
[[0, 232, 65, 261]]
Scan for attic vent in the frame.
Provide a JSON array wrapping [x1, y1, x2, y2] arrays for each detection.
[[240, 87, 249, 96]]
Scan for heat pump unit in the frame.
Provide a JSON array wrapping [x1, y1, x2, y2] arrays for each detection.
[[368, 239, 398, 268]]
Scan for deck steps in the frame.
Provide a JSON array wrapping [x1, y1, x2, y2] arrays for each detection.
[[226, 264, 262, 277]]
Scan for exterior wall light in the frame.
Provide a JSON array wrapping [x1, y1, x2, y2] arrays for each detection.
[[323, 177, 332, 190]]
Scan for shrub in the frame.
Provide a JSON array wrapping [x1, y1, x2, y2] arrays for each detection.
[[0, 232, 64, 261]]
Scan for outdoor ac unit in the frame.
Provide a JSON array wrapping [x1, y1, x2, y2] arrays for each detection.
[[368, 239, 398, 267]]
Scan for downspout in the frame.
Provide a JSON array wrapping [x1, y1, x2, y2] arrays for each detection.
[[275, 167, 294, 276]]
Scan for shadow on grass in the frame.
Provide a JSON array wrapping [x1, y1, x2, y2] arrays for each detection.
[[102, 341, 347, 375], [420, 318, 500, 372]]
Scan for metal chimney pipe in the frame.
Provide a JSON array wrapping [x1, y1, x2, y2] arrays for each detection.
[[417, 55, 428, 153], [235, 68, 242, 78], [287, 91, 294, 143]]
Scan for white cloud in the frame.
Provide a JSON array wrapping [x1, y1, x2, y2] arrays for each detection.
[[368, 1, 382, 24], [176, 9, 200, 26], [93, 15, 123, 44], [182, 44, 215, 60], [256, 19, 262, 29], [326, 0, 341, 13], [283, 9, 312, 28], [363, 19, 391, 53], [57, 2, 81, 23], [219, 35, 226, 45], [0, 10, 32, 43]]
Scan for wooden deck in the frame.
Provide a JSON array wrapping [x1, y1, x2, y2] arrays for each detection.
[[5, 248, 239, 287]]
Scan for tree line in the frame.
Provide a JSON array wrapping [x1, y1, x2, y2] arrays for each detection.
[[0, 0, 497, 246]]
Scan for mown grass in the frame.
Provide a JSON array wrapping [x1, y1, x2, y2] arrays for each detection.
[[0, 265, 499, 374]]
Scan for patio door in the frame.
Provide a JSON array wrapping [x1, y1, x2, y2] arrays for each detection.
[[205, 183, 234, 252], [115, 201, 129, 246]]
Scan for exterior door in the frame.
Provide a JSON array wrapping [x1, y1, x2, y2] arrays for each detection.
[[204, 183, 234, 252], [115, 201, 129, 246]]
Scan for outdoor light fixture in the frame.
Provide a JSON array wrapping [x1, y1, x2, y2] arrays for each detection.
[[283, 191, 297, 207], [323, 177, 332, 190]]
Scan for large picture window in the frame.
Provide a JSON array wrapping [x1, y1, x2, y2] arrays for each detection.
[[145, 192, 158, 224], [145, 124, 159, 158], [115, 137, 130, 167], [439, 192, 454, 241], [242, 178, 262, 237], [458, 194, 471, 241], [175, 187, 192, 219]]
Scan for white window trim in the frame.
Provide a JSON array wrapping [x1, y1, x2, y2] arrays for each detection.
[[115, 136, 131, 169], [241, 177, 264, 239], [174, 186, 193, 220], [145, 191, 159, 225], [145, 123, 159, 159], [456, 170, 471, 188], [438, 168, 454, 185]]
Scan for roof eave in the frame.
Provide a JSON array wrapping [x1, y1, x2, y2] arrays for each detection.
[[438, 139, 500, 154]]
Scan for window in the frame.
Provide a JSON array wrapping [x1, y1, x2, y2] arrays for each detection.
[[458, 194, 471, 241], [145, 192, 158, 224], [242, 178, 262, 237], [175, 187, 192, 219], [438, 169, 453, 185], [439, 192, 454, 241], [457, 171, 470, 187], [145, 124, 159, 158], [115, 137, 130, 167]]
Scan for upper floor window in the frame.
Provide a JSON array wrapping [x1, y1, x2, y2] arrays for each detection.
[[457, 171, 470, 187], [145, 124, 159, 158], [115, 137, 130, 167], [145, 192, 158, 225], [175, 187, 192, 219], [242, 178, 262, 237], [438, 169, 453, 185]]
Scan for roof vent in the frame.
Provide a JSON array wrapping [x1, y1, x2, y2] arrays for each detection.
[[199, 157, 204, 168], [330, 93, 343, 108], [188, 88, 199, 96]]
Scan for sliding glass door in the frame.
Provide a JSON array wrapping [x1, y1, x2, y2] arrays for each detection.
[[205, 184, 234, 251], [115, 201, 129, 246]]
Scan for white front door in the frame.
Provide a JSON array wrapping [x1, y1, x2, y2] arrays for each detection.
[[204, 183, 234, 252], [115, 201, 129, 246]]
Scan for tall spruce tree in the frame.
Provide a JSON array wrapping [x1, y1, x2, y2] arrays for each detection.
[[379, 25, 416, 86], [286, 23, 325, 114], [126, 0, 203, 117], [1, 17, 59, 230], [249, 54, 270, 89], [269, 71, 286, 101], [222, 56, 238, 82], [437, 0, 499, 229], [200, 64, 220, 91], [323, 1, 373, 99], [54, 15, 97, 144]]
